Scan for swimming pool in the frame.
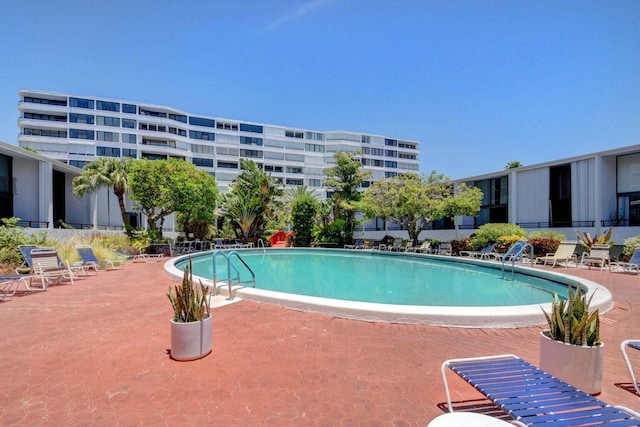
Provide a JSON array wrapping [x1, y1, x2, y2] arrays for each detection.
[[165, 248, 613, 328]]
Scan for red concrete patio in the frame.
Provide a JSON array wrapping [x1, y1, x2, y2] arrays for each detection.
[[1, 258, 639, 426]]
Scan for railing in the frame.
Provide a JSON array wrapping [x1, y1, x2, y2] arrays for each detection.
[[517, 221, 595, 229], [256, 238, 266, 253], [501, 241, 534, 280], [211, 250, 255, 299], [16, 220, 49, 228]]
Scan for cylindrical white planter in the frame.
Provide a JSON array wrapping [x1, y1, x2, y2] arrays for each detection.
[[170, 314, 212, 361], [539, 330, 604, 394]]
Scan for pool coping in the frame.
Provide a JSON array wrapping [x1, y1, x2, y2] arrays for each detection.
[[163, 249, 613, 328]]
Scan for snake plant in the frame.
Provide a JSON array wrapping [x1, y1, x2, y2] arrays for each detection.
[[167, 258, 210, 322], [542, 286, 601, 346]]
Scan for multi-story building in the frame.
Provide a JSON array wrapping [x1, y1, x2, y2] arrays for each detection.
[[17, 90, 420, 196]]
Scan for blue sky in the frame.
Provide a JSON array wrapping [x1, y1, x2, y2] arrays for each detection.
[[0, 0, 639, 179]]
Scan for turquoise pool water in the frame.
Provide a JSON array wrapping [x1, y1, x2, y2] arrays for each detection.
[[177, 249, 568, 307]]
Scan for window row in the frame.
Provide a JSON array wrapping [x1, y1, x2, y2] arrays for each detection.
[[217, 121, 238, 131], [189, 130, 215, 141], [24, 112, 66, 122], [189, 116, 215, 128], [285, 130, 304, 139], [23, 128, 67, 138], [24, 96, 67, 106], [240, 136, 263, 146]]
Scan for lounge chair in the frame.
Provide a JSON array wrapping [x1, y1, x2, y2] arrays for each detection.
[[441, 354, 640, 426], [534, 240, 577, 267], [579, 244, 610, 270], [344, 238, 364, 249], [403, 241, 415, 252], [460, 242, 497, 259], [386, 238, 404, 251], [414, 241, 433, 254], [435, 242, 452, 256], [31, 248, 75, 289], [17, 244, 38, 272], [0, 274, 46, 297], [621, 340, 640, 395], [610, 248, 640, 274], [76, 245, 124, 270], [114, 249, 162, 263]]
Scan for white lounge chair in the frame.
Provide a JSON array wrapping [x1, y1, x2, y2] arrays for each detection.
[[114, 249, 162, 263], [579, 244, 610, 270], [535, 240, 577, 267], [76, 245, 124, 270], [31, 248, 75, 289], [610, 247, 640, 274]]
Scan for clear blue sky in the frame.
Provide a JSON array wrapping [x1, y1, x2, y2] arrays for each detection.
[[1, 0, 639, 178]]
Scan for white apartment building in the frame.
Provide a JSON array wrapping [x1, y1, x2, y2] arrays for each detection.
[[17, 90, 420, 197]]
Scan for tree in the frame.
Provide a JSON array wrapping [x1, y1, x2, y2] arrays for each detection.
[[287, 186, 319, 247], [222, 159, 283, 240], [506, 161, 522, 169], [323, 151, 371, 245], [221, 192, 261, 241], [360, 171, 483, 245], [72, 157, 133, 236], [129, 159, 218, 239]]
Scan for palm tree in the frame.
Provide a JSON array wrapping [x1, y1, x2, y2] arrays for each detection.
[[72, 157, 133, 236], [222, 192, 262, 241]]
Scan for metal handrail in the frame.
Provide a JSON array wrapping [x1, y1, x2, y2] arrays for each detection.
[[212, 250, 255, 299], [501, 241, 534, 280]]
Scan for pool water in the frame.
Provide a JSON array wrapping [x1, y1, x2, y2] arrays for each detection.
[[180, 249, 568, 307]]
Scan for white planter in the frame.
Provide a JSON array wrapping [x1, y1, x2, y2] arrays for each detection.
[[170, 314, 212, 361], [539, 330, 604, 394]]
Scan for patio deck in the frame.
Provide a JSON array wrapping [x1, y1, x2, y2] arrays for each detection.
[[0, 259, 638, 426]]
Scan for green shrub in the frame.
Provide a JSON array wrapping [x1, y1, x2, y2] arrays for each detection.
[[528, 238, 560, 258], [622, 235, 640, 259], [528, 230, 566, 241], [495, 234, 526, 253], [472, 223, 527, 250]]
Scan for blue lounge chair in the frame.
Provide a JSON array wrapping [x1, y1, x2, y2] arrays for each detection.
[[610, 248, 640, 274], [76, 245, 124, 270], [344, 238, 364, 249], [621, 340, 640, 395], [441, 354, 640, 426], [460, 242, 497, 259]]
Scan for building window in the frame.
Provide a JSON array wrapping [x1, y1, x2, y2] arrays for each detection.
[[169, 113, 187, 123], [191, 144, 215, 155], [239, 123, 263, 133], [189, 130, 215, 141], [97, 131, 119, 142], [385, 150, 397, 157], [399, 153, 416, 159], [96, 146, 120, 157], [217, 121, 239, 131], [399, 142, 416, 149], [97, 116, 120, 127], [385, 138, 398, 147], [141, 153, 167, 160], [69, 160, 87, 168], [474, 176, 509, 227], [286, 178, 303, 186], [24, 96, 67, 106], [24, 112, 66, 122], [96, 100, 120, 112], [189, 116, 215, 127], [385, 172, 398, 178], [122, 118, 136, 129], [69, 129, 95, 140], [360, 158, 370, 166], [69, 113, 95, 124], [308, 179, 322, 187], [122, 103, 137, 114], [122, 133, 136, 144], [139, 108, 167, 118], [192, 158, 214, 167], [371, 148, 384, 156], [239, 149, 263, 158], [264, 165, 283, 173], [305, 143, 324, 152], [122, 148, 137, 158], [285, 130, 304, 138], [305, 132, 324, 141], [372, 159, 383, 167], [217, 161, 238, 169], [361, 135, 370, 144], [23, 128, 67, 138], [69, 97, 94, 109], [286, 166, 303, 174], [240, 136, 263, 146]]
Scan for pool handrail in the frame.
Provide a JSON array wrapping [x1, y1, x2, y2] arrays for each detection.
[[212, 250, 256, 298], [501, 241, 534, 280]]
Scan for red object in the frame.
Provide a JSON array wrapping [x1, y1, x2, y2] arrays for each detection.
[[269, 231, 295, 247]]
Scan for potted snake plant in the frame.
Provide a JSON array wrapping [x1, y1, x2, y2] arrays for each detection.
[[167, 258, 212, 361], [540, 286, 603, 394]]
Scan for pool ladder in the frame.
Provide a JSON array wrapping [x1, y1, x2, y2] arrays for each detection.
[[212, 250, 255, 299], [501, 241, 534, 280]]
